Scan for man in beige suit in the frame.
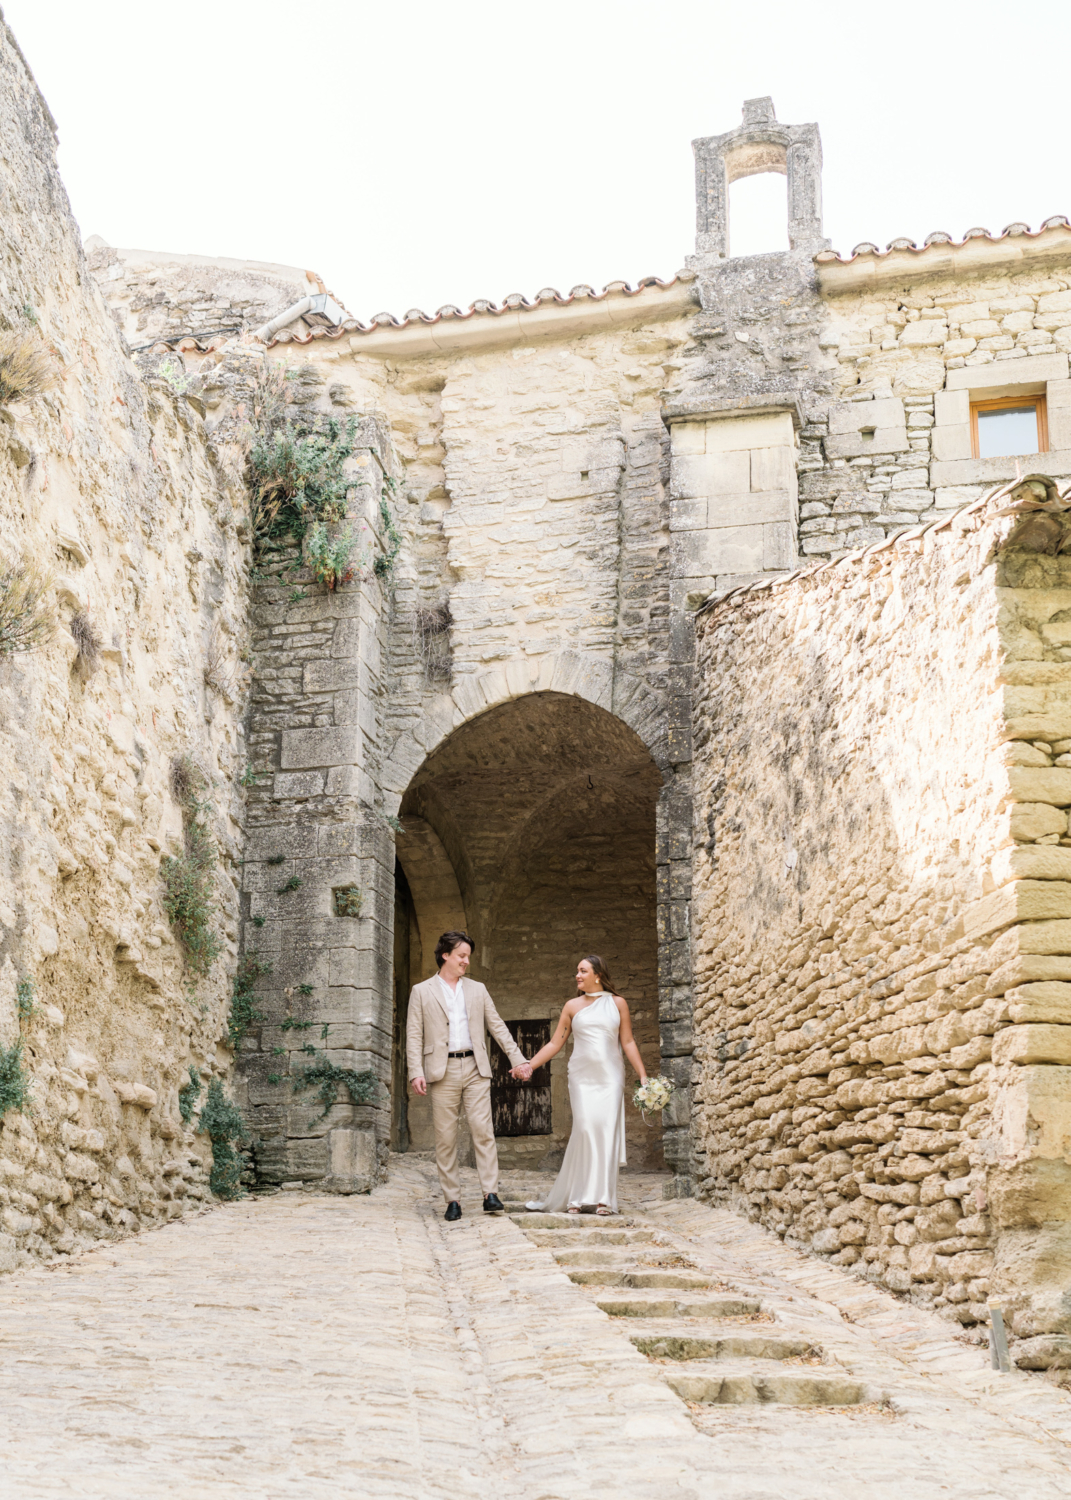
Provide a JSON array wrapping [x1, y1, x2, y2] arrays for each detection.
[[407, 930, 531, 1221]]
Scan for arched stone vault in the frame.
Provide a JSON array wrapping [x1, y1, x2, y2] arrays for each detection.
[[380, 651, 673, 819]]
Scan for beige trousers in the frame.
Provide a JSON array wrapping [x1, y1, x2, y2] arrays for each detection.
[[429, 1055, 499, 1203]]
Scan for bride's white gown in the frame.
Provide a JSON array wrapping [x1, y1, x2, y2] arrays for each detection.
[[527, 991, 626, 1213]]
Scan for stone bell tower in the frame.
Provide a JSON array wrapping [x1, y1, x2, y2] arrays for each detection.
[[691, 95, 829, 261]]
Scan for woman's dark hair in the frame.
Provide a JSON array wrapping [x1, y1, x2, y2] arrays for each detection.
[[435, 930, 475, 969], [581, 954, 616, 993]]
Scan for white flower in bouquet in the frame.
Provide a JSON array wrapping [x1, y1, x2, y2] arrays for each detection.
[[632, 1075, 675, 1115]]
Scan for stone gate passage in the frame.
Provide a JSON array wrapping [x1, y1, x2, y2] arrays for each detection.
[[393, 691, 663, 1169]]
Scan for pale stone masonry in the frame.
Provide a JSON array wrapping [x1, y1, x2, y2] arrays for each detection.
[[692, 488, 1071, 1344], [6, 7, 1071, 1368]]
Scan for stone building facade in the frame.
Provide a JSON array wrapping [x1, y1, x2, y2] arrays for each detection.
[[5, 6, 1071, 1359]]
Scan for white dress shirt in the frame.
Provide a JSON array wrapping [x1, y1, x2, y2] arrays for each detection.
[[438, 975, 474, 1052]]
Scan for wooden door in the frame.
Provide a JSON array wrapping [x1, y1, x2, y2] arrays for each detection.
[[490, 1020, 552, 1136]]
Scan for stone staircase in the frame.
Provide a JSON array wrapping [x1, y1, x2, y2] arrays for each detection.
[[509, 1206, 879, 1412]]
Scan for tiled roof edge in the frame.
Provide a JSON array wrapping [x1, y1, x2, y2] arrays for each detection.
[[817, 216, 1071, 266], [266, 271, 696, 348]]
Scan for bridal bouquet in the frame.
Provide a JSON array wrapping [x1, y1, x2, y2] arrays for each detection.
[[633, 1075, 675, 1115]]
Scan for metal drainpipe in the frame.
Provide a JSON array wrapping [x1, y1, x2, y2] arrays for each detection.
[[252, 297, 314, 344]]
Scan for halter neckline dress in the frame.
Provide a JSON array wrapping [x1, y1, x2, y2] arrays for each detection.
[[527, 990, 626, 1214]]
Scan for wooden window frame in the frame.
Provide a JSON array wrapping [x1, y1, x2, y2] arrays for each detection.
[[970, 393, 1048, 460]]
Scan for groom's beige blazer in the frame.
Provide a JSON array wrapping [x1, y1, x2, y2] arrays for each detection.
[[406, 976, 525, 1083]]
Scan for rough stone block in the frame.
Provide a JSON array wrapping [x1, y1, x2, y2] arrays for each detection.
[[993, 1024, 1071, 1066], [1007, 768, 1071, 807], [280, 727, 358, 770], [325, 1127, 377, 1193], [703, 411, 794, 453], [931, 425, 972, 462], [671, 451, 750, 498], [707, 491, 796, 529], [1007, 803, 1067, 841], [945, 351, 1068, 391], [673, 525, 763, 578], [750, 447, 796, 492], [934, 390, 970, 426], [272, 772, 325, 799], [1007, 982, 1071, 1024], [304, 659, 362, 693], [964, 880, 1071, 939]]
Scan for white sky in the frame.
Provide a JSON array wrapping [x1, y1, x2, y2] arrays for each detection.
[[5, 0, 1070, 322]]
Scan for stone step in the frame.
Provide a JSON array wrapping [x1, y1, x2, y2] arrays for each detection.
[[528, 1229, 659, 1248], [512, 1212, 634, 1230], [595, 1294, 762, 1319], [664, 1362, 873, 1407], [631, 1332, 818, 1362], [568, 1268, 715, 1289], [552, 1248, 674, 1267]]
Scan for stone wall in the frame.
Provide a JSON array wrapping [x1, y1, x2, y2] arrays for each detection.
[[798, 233, 1071, 560], [0, 20, 251, 1271], [691, 482, 1071, 1350]]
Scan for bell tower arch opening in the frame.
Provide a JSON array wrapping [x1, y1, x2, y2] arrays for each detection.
[[392, 690, 665, 1175]]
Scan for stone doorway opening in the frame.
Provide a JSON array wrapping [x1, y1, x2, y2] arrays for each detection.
[[392, 690, 665, 1171]]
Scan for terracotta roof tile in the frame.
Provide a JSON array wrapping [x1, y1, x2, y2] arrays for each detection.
[[818, 216, 1070, 266]]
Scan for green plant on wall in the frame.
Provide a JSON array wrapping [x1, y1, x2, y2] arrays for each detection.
[[161, 756, 222, 978], [178, 1064, 202, 1125], [333, 885, 362, 918], [228, 952, 273, 1049], [0, 1038, 30, 1119], [372, 479, 402, 583], [199, 1078, 247, 1199], [304, 520, 358, 592], [248, 406, 359, 546], [292, 1045, 378, 1120], [16, 975, 35, 1021]]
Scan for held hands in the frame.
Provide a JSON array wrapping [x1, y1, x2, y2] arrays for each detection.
[[511, 1060, 533, 1081]]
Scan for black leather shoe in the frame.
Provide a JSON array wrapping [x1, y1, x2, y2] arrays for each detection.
[[483, 1193, 505, 1213], [444, 1201, 462, 1222]]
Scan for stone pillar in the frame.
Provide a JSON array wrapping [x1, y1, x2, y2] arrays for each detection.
[[657, 768, 695, 1194], [668, 406, 800, 601], [236, 418, 398, 1191]]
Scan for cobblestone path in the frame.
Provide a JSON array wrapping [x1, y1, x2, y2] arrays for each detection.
[[3, 1156, 1071, 1498]]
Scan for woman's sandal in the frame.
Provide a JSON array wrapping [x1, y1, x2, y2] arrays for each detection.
[[567, 1206, 581, 1215], [595, 1204, 613, 1216]]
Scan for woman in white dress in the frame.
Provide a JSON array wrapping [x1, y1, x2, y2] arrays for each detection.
[[520, 956, 648, 1216]]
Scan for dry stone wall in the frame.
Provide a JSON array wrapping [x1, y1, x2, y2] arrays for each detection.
[[691, 485, 1071, 1350], [0, 21, 253, 1272]]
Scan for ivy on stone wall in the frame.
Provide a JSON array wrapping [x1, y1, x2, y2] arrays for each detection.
[[199, 1078, 247, 1199], [228, 952, 273, 1049], [292, 1044, 378, 1120], [178, 1064, 202, 1125]]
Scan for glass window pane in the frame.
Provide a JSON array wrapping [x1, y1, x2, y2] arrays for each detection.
[[976, 404, 1039, 458]]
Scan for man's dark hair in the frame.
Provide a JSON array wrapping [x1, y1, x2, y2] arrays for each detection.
[[435, 930, 475, 969]]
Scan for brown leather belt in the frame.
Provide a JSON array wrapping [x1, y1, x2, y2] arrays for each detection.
[[448, 1050, 474, 1058]]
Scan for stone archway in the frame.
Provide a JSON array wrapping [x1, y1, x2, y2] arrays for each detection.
[[393, 689, 666, 1173], [380, 651, 672, 818]]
